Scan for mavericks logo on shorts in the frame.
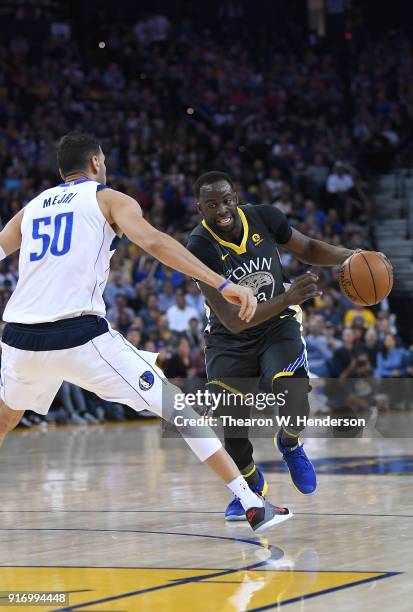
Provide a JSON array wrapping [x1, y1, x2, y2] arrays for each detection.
[[139, 370, 154, 391]]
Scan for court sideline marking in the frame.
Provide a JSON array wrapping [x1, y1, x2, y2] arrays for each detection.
[[0, 510, 413, 518]]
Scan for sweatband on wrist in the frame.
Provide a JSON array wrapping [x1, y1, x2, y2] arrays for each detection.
[[0, 246, 6, 261], [217, 279, 231, 292]]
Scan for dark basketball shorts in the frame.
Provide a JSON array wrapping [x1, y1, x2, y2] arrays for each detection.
[[205, 318, 309, 392], [204, 317, 310, 437]]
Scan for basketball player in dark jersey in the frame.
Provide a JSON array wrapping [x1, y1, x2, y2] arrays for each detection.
[[187, 171, 355, 520]]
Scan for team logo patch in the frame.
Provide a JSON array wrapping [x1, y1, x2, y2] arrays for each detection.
[[239, 271, 274, 299], [252, 233, 263, 245], [139, 370, 154, 391]]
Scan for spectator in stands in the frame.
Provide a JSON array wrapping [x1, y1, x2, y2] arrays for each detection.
[[364, 327, 380, 369], [375, 333, 408, 409], [346, 172, 372, 220], [351, 320, 366, 349], [139, 293, 161, 333], [0, 262, 17, 290], [157, 315, 177, 347], [336, 351, 379, 419], [185, 280, 205, 319], [301, 199, 326, 231], [329, 328, 358, 379], [376, 311, 399, 342], [306, 154, 329, 201], [117, 310, 134, 334], [324, 321, 342, 353], [273, 185, 293, 215], [107, 294, 135, 329], [187, 317, 202, 351], [326, 163, 355, 219], [325, 209, 344, 236], [376, 333, 408, 378], [130, 316, 144, 333], [265, 167, 285, 201], [104, 270, 135, 307], [327, 163, 354, 195], [133, 258, 156, 284], [167, 288, 199, 333], [129, 282, 151, 313], [306, 315, 332, 377], [158, 279, 176, 313], [164, 336, 194, 387], [344, 304, 376, 327], [317, 292, 343, 328]]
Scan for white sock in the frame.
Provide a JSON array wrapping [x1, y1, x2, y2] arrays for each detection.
[[227, 475, 264, 510]]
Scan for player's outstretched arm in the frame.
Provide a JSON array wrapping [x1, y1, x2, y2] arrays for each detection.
[[283, 228, 354, 266], [0, 210, 24, 260], [98, 188, 257, 322], [199, 272, 321, 333]]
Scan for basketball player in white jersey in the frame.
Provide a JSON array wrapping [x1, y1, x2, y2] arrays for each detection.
[[0, 132, 292, 532]]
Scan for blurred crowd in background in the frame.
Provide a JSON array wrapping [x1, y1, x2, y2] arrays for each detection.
[[1, 8, 413, 426]]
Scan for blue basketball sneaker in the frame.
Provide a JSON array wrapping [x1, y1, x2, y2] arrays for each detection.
[[276, 432, 317, 495], [225, 467, 268, 521]]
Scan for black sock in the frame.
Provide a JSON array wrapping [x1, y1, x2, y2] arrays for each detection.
[[281, 430, 299, 447], [241, 462, 260, 486]]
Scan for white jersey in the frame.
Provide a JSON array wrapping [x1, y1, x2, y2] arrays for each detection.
[[3, 179, 117, 324], [0, 178, 223, 464]]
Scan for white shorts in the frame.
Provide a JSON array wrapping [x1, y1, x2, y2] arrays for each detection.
[[0, 328, 166, 416]]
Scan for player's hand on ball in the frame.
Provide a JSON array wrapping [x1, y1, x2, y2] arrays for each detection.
[[285, 272, 321, 305], [339, 250, 393, 305], [221, 283, 257, 322]]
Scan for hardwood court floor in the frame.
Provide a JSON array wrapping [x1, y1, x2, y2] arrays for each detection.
[[0, 421, 412, 611]]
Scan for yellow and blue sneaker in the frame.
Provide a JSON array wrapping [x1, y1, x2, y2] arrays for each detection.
[[276, 432, 317, 495], [225, 467, 268, 521]]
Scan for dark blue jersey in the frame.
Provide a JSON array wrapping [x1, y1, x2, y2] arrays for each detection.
[[187, 204, 298, 345]]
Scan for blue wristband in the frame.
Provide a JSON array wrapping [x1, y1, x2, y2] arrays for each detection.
[[217, 279, 231, 292]]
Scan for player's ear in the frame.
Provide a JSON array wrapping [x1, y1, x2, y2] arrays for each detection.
[[196, 201, 201, 215], [234, 191, 239, 205], [91, 155, 99, 174]]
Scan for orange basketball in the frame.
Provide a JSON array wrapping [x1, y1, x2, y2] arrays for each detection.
[[339, 251, 393, 306]]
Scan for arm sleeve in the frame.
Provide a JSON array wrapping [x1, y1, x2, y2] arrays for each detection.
[[186, 235, 222, 274], [253, 205, 292, 244]]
